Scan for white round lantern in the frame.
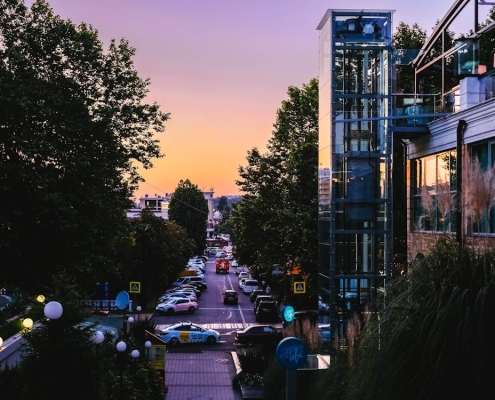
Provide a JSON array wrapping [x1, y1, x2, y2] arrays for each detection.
[[92, 331, 104, 344], [44, 301, 63, 320]]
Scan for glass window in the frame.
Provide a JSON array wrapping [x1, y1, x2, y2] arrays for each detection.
[[470, 141, 495, 234], [412, 151, 456, 232]]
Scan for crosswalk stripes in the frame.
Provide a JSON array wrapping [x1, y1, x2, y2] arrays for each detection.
[[155, 322, 283, 331]]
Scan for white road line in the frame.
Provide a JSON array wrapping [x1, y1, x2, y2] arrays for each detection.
[[227, 273, 247, 325]]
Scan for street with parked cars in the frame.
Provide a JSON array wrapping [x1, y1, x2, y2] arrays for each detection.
[[150, 254, 328, 349]]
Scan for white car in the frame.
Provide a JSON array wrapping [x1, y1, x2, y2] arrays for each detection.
[[155, 298, 198, 315], [239, 278, 248, 291], [158, 322, 220, 345], [168, 290, 197, 301], [242, 279, 260, 294], [158, 293, 192, 303], [238, 272, 249, 281], [231, 260, 239, 268]]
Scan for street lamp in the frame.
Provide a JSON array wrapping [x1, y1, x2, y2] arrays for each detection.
[[36, 295, 45, 303], [93, 331, 104, 399], [136, 306, 142, 321], [131, 349, 140, 381], [22, 318, 33, 329], [0, 336, 3, 349], [92, 331, 104, 345], [44, 301, 63, 320], [145, 340, 152, 361], [116, 341, 127, 398]]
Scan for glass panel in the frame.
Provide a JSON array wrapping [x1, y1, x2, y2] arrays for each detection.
[[334, 49, 389, 95], [333, 14, 392, 45], [423, 155, 436, 191], [450, 150, 457, 190]]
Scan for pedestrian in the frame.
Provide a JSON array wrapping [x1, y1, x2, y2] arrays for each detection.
[[261, 279, 266, 291], [266, 285, 271, 295]]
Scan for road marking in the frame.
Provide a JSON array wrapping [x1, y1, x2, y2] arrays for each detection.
[[227, 273, 247, 325]]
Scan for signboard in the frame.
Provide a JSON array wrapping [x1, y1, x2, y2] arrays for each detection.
[[293, 282, 306, 294], [144, 330, 166, 370], [276, 337, 308, 370], [129, 281, 141, 293], [283, 305, 295, 323]]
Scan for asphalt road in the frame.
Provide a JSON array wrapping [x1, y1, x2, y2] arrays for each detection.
[[151, 256, 282, 349]]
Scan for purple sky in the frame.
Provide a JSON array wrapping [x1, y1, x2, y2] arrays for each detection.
[[30, 0, 489, 198]]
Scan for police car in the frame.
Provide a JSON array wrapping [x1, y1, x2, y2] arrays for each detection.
[[158, 322, 221, 345]]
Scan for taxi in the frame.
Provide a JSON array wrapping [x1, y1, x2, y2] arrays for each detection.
[[158, 322, 221, 345]]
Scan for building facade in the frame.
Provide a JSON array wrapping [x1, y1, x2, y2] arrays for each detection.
[[318, 1, 495, 344], [317, 10, 394, 341]]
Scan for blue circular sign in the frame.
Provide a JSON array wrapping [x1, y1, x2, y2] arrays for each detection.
[[283, 305, 295, 323], [276, 337, 307, 370], [115, 291, 130, 310]]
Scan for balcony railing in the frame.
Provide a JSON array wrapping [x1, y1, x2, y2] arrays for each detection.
[[392, 91, 458, 127]]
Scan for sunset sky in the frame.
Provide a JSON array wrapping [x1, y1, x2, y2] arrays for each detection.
[[34, 0, 487, 199]]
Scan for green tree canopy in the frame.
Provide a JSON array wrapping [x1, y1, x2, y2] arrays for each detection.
[[232, 78, 318, 293], [128, 208, 193, 304], [168, 179, 208, 256], [0, 0, 168, 291]]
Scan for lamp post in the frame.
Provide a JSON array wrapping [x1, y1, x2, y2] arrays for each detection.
[[116, 341, 127, 399], [127, 316, 134, 339], [131, 349, 140, 381], [135, 306, 142, 321], [145, 340, 152, 361], [93, 331, 104, 399]]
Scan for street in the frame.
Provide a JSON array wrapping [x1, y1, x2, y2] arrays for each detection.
[[151, 256, 282, 349]]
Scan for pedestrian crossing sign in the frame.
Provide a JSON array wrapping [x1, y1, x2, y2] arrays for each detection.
[[293, 282, 306, 294], [129, 281, 141, 293]]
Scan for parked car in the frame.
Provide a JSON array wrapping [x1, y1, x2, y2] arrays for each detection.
[[163, 290, 197, 301], [239, 278, 248, 291], [158, 292, 192, 302], [155, 298, 198, 315], [172, 276, 206, 288], [185, 281, 208, 291], [249, 289, 265, 303], [234, 325, 283, 345], [226, 254, 234, 261], [235, 267, 244, 275], [215, 251, 226, 258], [238, 271, 249, 280], [255, 300, 279, 322], [158, 322, 220, 345], [253, 295, 276, 311], [177, 284, 202, 295], [223, 290, 239, 305], [241, 279, 260, 294], [231, 260, 239, 268]]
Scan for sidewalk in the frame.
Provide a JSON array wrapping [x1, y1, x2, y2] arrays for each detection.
[[164, 350, 242, 400]]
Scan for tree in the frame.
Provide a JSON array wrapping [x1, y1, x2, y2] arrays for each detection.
[[128, 208, 193, 305], [168, 179, 208, 256], [0, 273, 165, 400], [0, 0, 168, 292], [393, 22, 428, 92], [232, 78, 318, 295], [216, 195, 231, 222]]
